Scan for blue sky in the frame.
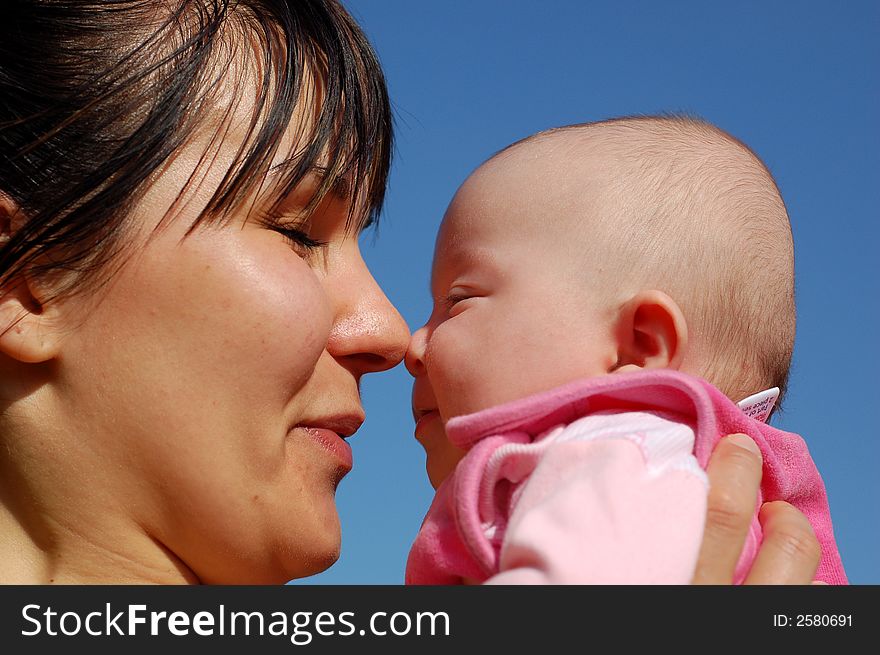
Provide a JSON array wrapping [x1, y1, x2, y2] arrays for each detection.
[[301, 0, 879, 584]]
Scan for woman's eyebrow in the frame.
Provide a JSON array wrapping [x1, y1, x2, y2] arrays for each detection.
[[267, 163, 351, 201]]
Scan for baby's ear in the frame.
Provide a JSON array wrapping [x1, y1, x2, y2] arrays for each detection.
[[0, 195, 63, 363], [610, 289, 688, 374]]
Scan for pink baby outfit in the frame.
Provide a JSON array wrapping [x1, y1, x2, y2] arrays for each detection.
[[405, 370, 847, 585]]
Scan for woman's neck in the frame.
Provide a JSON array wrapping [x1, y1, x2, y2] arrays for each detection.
[[0, 432, 201, 586], [0, 499, 201, 584]]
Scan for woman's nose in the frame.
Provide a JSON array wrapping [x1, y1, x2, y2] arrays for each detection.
[[327, 252, 410, 376], [404, 325, 428, 378]]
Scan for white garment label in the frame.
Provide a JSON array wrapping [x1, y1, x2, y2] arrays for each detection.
[[736, 387, 779, 423]]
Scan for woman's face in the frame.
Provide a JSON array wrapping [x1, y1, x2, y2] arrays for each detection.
[[52, 107, 410, 583]]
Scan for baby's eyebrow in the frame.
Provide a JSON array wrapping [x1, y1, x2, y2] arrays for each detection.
[[428, 257, 468, 302]]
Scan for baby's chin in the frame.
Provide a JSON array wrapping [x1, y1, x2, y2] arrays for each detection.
[[419, 429, 466, 490], [423, 443, 463, 490]]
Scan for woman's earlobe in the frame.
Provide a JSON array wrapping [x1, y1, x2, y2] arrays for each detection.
[[0, 196, 62, 363], [0, 277, 62, 363], [610, 290, 688, 373]]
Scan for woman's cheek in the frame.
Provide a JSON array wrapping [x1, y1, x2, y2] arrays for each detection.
[[282, 277, 333, 378], [247, 252, 333, 385]]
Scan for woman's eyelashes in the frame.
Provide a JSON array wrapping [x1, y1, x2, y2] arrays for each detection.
[[258, 210, 328, 258], [272, 225, 327, 252]]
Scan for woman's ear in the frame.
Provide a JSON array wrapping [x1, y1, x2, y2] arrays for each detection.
[[610, 289, 688, 374], [0, 195, 62, 363]]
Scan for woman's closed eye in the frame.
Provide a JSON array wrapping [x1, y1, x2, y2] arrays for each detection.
[[271, 225, 327, 252], [260, 213, 328, 260]]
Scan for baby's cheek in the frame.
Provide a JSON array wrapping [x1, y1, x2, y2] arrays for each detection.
[[424, 328, 479, 416]]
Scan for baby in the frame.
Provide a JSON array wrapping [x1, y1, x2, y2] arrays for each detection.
[[404, 115, 847, 584]]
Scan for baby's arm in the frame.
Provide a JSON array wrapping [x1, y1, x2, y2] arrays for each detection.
[[486, 412, 708, 584]]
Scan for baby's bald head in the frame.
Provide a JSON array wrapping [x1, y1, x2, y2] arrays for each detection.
[[474, 116, 795, 403]]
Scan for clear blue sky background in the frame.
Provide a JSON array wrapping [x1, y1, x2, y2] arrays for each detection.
[[301, 0, 879, 584]]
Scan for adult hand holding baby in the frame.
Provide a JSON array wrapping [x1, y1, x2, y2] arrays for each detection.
[[697, 434, 820, 584]]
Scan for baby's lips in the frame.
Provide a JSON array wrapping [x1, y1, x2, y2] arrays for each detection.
[[414, 409, 441, 439], [411, 376, 439, 424]]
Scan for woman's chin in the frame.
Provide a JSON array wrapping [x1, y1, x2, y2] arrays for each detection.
[[271, 520, 343, 583], [205, 549, 341, 585], [191, 516, 342, 585]]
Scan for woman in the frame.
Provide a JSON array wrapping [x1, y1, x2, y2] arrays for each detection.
[[0, 0, 818, 584]]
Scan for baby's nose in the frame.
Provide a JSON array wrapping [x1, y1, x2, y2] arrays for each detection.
[[405, 325, 428, 377]]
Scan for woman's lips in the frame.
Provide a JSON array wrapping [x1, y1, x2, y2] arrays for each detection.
[[298, 426, 353, 471]]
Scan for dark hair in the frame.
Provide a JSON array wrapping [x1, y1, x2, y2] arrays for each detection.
[[0, 0, 392, 299]]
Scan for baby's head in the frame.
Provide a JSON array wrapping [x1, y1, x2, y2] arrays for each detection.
[[406, 116, 794, 488]]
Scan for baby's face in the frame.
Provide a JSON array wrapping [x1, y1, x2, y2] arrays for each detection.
[[406, 163, 619, 488]]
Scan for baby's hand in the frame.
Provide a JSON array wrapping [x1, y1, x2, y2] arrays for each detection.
[[692, 434, 820, 584]]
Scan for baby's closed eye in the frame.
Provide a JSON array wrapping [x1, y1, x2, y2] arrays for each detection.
[[443, 290, 484, 316]]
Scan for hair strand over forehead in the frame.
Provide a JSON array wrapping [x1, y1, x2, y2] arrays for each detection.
[[0, 0, 392, 300]]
